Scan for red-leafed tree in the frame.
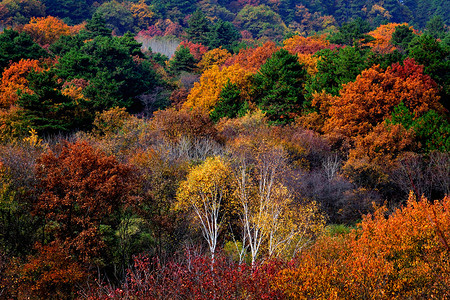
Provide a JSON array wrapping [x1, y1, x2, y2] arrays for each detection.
[[179, 40, 209, 61], [33, 141, 137, 264]]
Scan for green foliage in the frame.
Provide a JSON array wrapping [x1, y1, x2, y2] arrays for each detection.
[[41, 0, 92, 24], [403, 0, 449, 28], [208, 19, 240, 51], [149, 0, 196, 21], [306, 46, 371, 98], [426, 15, 447, 39], [388, 101, 415, 130], [55, 33, 159, 112], [391, 25, 415, 52], [169, 45, 197, 73], [324, 224, 352, 236], [48, 35, 85, 57], [0, 0, 45, 25], [413, 110, 450, 152], [234, 4, 287, 41], [388, 102, 450, 152], [16, 70, 90, 135], [210, 80, 246, 123], [83, 12, 113, 39], [95, 0, 135, 35], [0, 165, 35, 256], [328, 17, 373, 45], [0, 29, 48, 72], [185, 9, 211, 46], [252, 49, 306, 124], [409, 34, 450, 110]]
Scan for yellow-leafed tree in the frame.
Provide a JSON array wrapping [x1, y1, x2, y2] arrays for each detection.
[[176, 156, 231, 262]]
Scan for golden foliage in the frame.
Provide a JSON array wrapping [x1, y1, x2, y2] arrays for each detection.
[[365, 22, 413, 53], [22, 16, 71, 45], [129, 0, 154, 29], [184, 64, 252, 112], [197, 47, 232, 72]]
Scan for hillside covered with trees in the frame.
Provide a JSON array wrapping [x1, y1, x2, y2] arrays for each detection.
[[0, 0, 449, 298]]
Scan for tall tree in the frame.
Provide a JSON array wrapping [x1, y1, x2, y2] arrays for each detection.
[[16, 69, 90, 135], [210, 80, 246, 122], [41, 0, 92, 24], [323, 58, 443, 138], [185, 9, 211, 45], [176, 156, 231, 263], [208, 19, 240, 50], [0, 29, 48, 73], [169, 45, 197, 73], [252, 49, 307, 124], [34, 141, 136, 264]]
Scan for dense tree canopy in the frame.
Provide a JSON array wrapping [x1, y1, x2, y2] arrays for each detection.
[[0, 2, 448, 298]]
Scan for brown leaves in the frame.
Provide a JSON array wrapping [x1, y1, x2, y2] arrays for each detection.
[[20, 241, 88, 299], [34, 141, 136, 262]]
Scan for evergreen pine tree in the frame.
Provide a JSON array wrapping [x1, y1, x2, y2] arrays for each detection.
[[185, 9, 211, 45], [252, 49, 307, 124], [210, 80, 245, 122], [169, 45, 197, 73]]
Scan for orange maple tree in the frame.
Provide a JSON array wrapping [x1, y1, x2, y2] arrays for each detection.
[[323, 58, 442, 138], [223, 41, 279, 72], [283, 35, 333, 55], [365, 22, 414, 54], [275, 192, 450, 299], [20, 241, 88, 299], [22, 16, 72, 45], [0, 59, 47, 108]]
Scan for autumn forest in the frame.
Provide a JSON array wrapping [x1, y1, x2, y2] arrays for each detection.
[[0, 0, 449, 298]]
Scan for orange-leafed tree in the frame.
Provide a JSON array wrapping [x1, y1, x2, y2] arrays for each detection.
[[345, 122, 417, 170], [323, 58, 442, 139], [223, 41, 279, 72], [365, 22, 414, 54], [22, 16, 72, 45], [184, 64, 253, 112], [275, 192, 450, 299], [0, 58, 48, 108], [20, 241, 88, 299], [283, 34, 333, 55], [34, 141, 137, 264]]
